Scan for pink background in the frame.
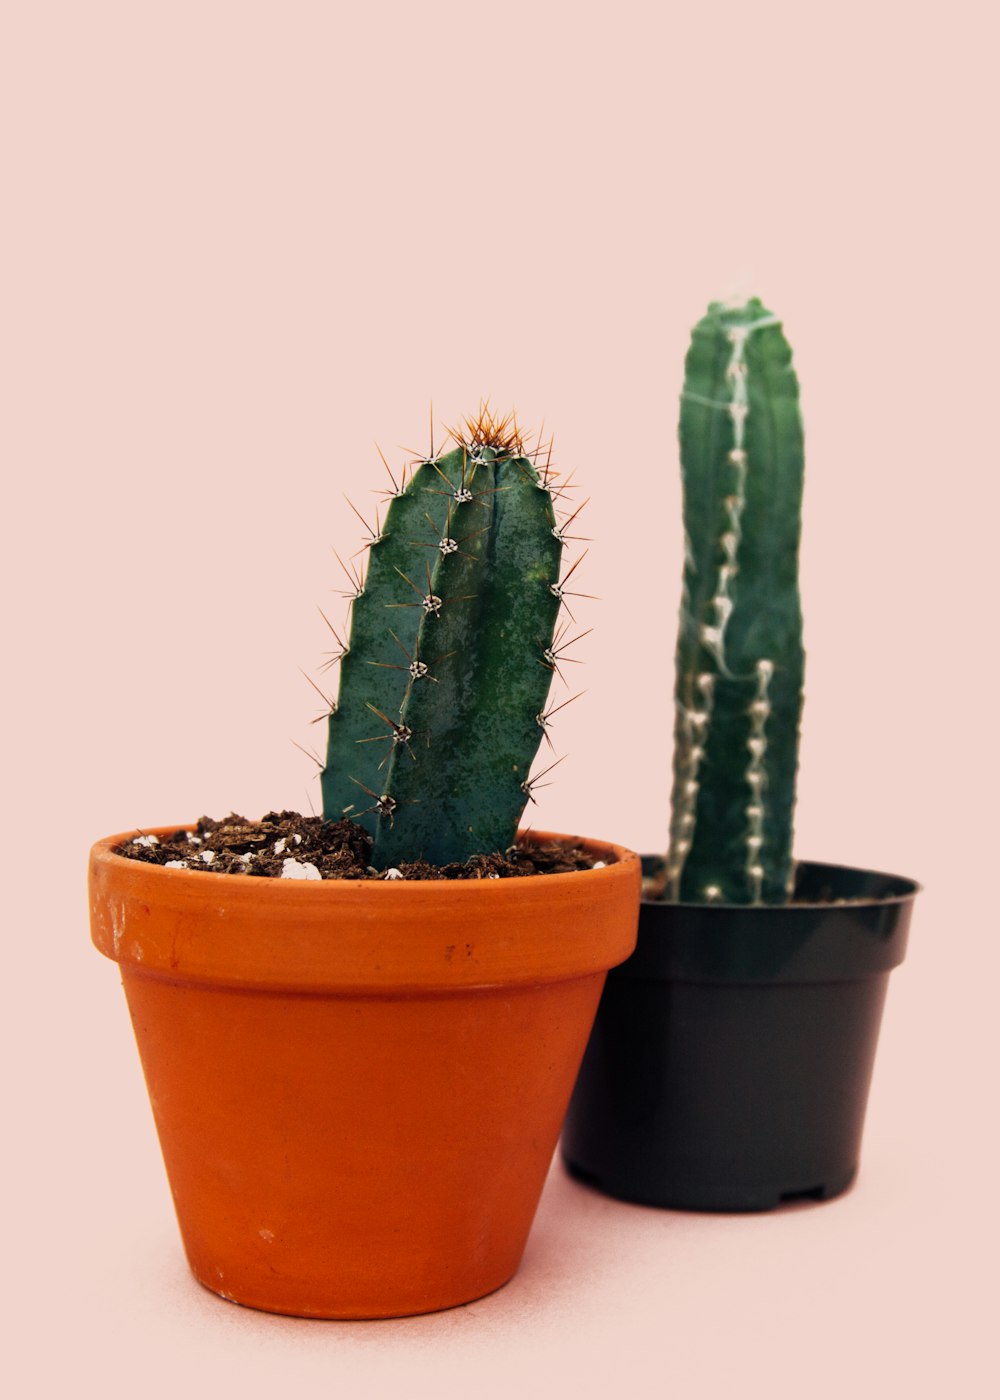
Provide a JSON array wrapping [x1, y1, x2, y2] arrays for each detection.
[[4, 1, 997, 1395]]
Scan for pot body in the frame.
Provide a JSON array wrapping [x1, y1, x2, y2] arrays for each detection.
[[562, 860, 917, 1212], [91, 828, 640, 1317]]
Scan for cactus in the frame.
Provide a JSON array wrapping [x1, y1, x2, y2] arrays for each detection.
[[320, 409, 578, 868], [658, 298, 805, 905]]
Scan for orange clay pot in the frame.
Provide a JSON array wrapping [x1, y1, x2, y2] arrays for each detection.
[[90, 827, 640, 1319]]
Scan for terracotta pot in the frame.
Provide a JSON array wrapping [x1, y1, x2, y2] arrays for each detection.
[[90, 827, 640, 1318]]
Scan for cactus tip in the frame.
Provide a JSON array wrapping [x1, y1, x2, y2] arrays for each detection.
[[449, 401, 527, 458]]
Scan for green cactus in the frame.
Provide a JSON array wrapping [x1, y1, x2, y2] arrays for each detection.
[[658, 298, 805, 905], [320, 409, 578, 868]]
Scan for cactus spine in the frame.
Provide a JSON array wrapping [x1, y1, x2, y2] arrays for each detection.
[[662, 298, 805, 905], [321, 410, 571, 868]]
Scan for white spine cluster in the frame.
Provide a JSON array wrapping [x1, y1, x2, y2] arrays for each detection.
[[665, 671, 716, 899], [744, 658, 773, 903], [699, 326, 752, 673], [683, 309, 778, 677]]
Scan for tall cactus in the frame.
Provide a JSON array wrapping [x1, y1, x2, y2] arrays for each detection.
[[321, 410, 572, 868], [660, 298, 805, 905]]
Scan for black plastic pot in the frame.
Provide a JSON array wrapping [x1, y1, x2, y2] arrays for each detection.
[[562, 860, 918, 1212]]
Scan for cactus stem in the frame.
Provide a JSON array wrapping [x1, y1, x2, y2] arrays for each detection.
[[325, 411, 566, 862], [667, 299, 804, 904]]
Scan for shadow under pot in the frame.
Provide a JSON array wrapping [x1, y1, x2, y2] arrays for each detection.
[[562, 859, 918, 1213]]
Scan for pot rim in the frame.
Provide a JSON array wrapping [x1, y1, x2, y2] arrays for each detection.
[[641, 856, 920, 909], [90, 826, 641, 994], [617, 857, 919, 985]]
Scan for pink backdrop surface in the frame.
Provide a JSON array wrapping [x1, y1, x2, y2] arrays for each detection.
[[4, 2, 997, 1396]]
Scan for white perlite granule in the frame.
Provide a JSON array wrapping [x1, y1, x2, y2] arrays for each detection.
[[131, 835, 159, 847], [280, 858, 322, 881]]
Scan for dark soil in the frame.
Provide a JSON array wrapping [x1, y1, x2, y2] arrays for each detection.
[[115, 811, 605, 881]]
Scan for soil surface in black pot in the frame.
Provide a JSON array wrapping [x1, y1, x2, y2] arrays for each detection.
[[115, 811, 604, 881]]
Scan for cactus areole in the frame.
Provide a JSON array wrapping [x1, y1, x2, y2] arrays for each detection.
[[661, 299, 806, 906], [321, 410, 573, 868]]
